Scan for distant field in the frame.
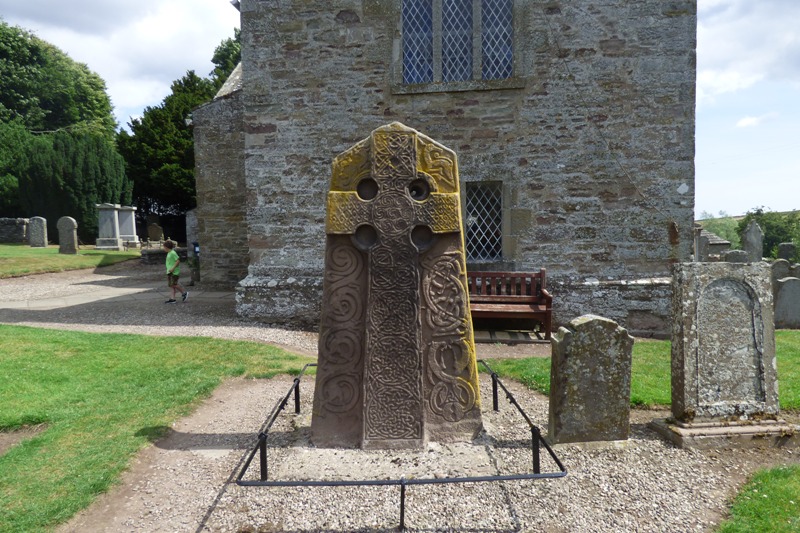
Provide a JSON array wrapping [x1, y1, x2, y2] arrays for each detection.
[[0, 243, 139, 278]]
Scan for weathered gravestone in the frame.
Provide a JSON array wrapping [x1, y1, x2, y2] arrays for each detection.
[[722, 249, 749, 263], [741, 220, 764, 262], [650, 262, 795, 448], [775, 277, 800, 329], [57, 216, 78, 254], [118, 206, 140, 248], [28, 216, 47, 247], [95, 203, 122, 251], [147, 223, 164, 243], [311, 122, 482, 449], [549, 315, 634, 445], [778, 242, 797, 262]]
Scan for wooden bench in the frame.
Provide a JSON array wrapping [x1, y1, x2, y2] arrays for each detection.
[[466, 269, 553, 340]]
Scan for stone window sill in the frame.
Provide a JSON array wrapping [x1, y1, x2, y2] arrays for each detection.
[[391, 77, 526, 95]]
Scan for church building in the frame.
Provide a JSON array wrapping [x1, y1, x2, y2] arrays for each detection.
[[193, 0, 697, 337]]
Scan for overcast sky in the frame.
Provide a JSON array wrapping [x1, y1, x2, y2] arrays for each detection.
[[1, 0, 798, 219]]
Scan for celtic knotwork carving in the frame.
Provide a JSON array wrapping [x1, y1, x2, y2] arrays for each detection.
[[427, 339, 473, 382], [365, 386, 421, 439], [372, 191, 415, 237], [318, 373, 362, 413], [372, 131, 416, 180], [332, 138, 371, 191], [368, 290, 419, 334], [423, 254, 468, 335], [369, 336, 419, 386], [429, 378, 477, 422]]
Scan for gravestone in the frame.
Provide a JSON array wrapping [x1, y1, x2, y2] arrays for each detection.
[[741, 220, 764, 262], [118, 206, 140, 248], [775, 277, 800, 329], [549, 315, 634, 445], [695, 232, 710, 262], [650, 262, 794, 448], [778, 242, 797, 261], [722, 249, 749, 263], [311, 122, 482, 449], [28, 216, 47, 247], [148, 223, 164, 243], [57, 216, 78, 254], [95, 203, 122, 251]]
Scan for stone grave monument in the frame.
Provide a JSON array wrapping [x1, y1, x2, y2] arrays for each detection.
[[650, 262, 795, 448], [311, 122, 483, 449], [57, 216, 78, 254], [775, 277, 800, 329], [118, 206, 140, 248], [95, 203, 123, 251], [147, 223, 164, 243], [722, 249, 749, 263], [778, 242, 797, 261], [741, 220, 764, 262], [549, 315, 634, 445], [28, 216, 47, 247]]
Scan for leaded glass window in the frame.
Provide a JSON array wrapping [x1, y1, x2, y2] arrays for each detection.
[[442, 0, 473, 82], [402, 0, 434, 84], [481, 0, 513, 80], [465, 182, 503, 261]]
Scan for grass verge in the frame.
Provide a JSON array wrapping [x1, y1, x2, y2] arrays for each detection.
[[0, 244, 140, 278], [0, 324, 313, 532]]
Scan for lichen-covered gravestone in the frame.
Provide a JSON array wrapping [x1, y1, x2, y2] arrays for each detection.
[[28, 216, 47, 247], [57, 216, 79, 254], [650, 262, 795, 448], [311, 122, 482, 449], [741, 220, 764, 262], [775, 277, 800, 329], [548, 315, 634, 444], [778, 242, 797, 261]]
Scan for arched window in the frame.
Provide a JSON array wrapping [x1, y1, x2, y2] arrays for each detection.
[[402, 0, 513, 85]]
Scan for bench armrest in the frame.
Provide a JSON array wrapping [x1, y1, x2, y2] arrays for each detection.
[[539, 288, 553, 307]]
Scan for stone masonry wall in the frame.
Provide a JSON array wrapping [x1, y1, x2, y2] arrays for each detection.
[[193, 91, 249, 288], [236, 0, 696, 332], [0, 218, 29, 243]]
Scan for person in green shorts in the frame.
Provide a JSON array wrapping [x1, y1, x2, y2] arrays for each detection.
[[163, 240, 188, 304]]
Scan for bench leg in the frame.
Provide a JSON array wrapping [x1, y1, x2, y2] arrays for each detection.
[[543, 313, 552, 340]]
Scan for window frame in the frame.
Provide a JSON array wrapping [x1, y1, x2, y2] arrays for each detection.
[[392, 0, 525, 94]]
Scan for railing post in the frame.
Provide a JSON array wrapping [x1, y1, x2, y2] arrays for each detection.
[[259, 433, 268, 481], [492, 372, 499, 411], [531, 426, 541, 474], [294, 378, 301, 414], [399, 477, 407, 531]]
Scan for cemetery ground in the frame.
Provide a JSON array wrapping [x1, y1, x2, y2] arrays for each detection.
[[1, 258, 800, 531], [0, 243, 139, 278]]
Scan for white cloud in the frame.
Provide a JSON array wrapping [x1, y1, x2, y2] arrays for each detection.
[[697, 0, 800, 103], [735, 112, 778, 128]]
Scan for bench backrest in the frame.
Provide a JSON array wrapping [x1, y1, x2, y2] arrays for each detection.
[[467, 270, 547, 304]]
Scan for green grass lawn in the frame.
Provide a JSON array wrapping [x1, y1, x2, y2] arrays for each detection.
[[0, 325, 313, 532], [0, 243, 140, 278]]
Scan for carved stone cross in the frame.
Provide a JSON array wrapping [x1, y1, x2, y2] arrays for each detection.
[[312, 122, 483, 449]]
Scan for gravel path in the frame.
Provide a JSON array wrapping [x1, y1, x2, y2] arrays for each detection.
[[2, 261, 799, 532]]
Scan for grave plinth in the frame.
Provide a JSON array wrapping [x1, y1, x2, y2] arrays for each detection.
[[649, 262, 797, 448], [118, 206, 140, 248], [311, 122, 483, 449], [95, 203, 123, 251]]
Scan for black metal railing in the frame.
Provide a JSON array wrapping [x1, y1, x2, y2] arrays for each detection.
[[236, 360, 566, 530]]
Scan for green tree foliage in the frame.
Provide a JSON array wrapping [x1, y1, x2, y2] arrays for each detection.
[[0, 119, 33, 217], [0, 21, 116, 136], [116, 28, 241, 218], [17, 131, 131, 241], [210, 28, 241, 89], [698, 210, 741, 249], [117, 71, 216, 216], [737, 207, 800, 261]]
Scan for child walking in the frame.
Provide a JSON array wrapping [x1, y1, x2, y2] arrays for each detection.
[[163, 240, 188, 304]]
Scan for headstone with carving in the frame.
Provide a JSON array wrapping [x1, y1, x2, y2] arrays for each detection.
[[28, 216, 47, 247], [549, 315, 634, 444], [741, 220, 764, 262], [57, 216, 79, 254], [650, 262, 795, 448], [311, 122, 482, 449], [95, 203, 123, 250], [118, 206, 140, 248]]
